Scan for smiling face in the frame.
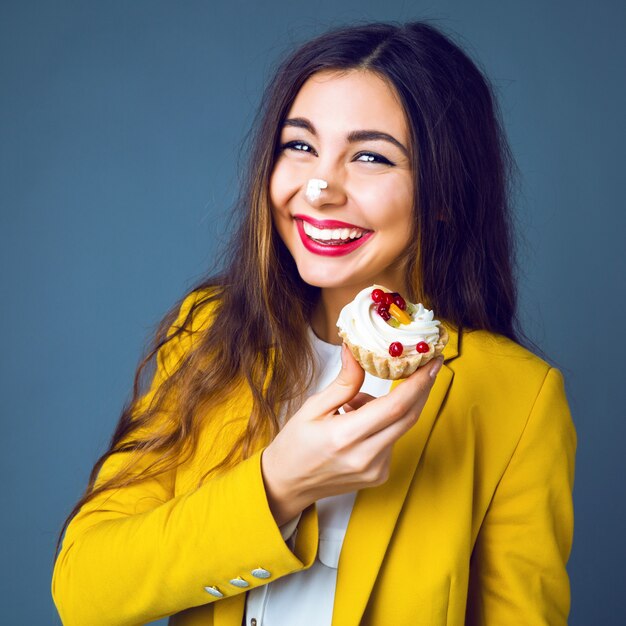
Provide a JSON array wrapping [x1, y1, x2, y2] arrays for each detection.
[[269, 69, 415, 300]]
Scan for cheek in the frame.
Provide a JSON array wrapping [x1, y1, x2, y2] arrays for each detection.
[[269, 160, 301, 211], [358, 178, 414, 228]]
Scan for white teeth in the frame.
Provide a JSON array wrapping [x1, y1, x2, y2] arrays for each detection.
[[301, 220, 366, 242]]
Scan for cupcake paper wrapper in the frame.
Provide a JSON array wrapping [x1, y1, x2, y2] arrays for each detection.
[[338, 325, 449, 380]]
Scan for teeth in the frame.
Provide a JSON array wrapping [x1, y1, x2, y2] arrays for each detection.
[[301, 220, 365, 242]]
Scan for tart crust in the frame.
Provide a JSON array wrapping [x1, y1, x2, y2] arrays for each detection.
[[338, 325, 449, 380]]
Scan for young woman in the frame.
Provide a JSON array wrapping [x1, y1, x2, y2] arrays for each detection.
[[52, 21, 576, 626]]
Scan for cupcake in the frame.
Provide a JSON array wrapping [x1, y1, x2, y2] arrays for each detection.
[[336, 285, 448, 380]]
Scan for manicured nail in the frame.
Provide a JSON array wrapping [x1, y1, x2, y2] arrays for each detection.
[[429, 357, 444, 379]]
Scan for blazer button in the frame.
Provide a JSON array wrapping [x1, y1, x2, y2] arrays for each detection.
[[204, 586, 224, 598], [251, 568, 271, 579], [229, 577, 249, 588]]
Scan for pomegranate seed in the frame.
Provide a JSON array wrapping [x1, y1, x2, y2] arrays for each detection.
[[389, 342, 403, 357], [393, 294, 407, 310], [381, 292, 394, 306], [379, 309, 391, 321], [371, 288, 384, 303], [377, 302, 389, 315], [416, 341, 430, 354]]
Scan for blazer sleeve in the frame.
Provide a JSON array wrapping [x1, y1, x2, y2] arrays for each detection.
[[51, 291, 318, 626], [466, 367, 577, 626]]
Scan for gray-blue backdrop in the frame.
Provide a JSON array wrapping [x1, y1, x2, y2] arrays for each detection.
[[1, 0, 624, 624]]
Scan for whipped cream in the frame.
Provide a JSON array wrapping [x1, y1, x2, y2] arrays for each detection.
[[305, 178, 328, 202], [337, 285, 441, 357]]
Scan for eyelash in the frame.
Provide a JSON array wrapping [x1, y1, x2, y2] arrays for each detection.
[[279, 140, 395, 166]]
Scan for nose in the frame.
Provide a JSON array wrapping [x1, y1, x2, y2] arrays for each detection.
[[303, 175, 347, 209], [305, 179, 327, 202]]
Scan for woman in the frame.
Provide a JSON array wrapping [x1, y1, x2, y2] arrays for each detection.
[[52, 21, 576, 626]]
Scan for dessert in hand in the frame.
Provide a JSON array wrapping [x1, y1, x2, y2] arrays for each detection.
[[336, 285, 448, 380]]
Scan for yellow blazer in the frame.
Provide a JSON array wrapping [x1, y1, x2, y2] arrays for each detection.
[[52, 291, 576, 625]]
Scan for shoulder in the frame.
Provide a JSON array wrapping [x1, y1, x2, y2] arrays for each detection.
[[453, 327, 552, 399], [445, 328, 569, 442], [156, 286, 223, 376], [167, 286, 225, 344], [171, 286, 223, 332]]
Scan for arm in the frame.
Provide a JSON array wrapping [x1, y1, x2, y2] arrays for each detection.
[[52, 448, 317, 626], [51, 292, 318, 626], [466, 367, 577, 626]]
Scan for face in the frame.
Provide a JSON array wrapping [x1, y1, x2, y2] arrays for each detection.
[[269, 69, 414, 297]]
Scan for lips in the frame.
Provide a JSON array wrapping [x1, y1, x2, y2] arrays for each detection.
[[294, 215, 373, 257], [294, 214, 366, 230]]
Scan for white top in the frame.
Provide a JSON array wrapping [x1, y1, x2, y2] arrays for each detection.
[[244, 329, 393, 625]]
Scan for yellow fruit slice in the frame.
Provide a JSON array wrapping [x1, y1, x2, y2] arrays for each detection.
[[389, 303, 411, 325]]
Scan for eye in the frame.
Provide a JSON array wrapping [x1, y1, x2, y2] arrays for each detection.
[[280, 140, 317, 155], [354, 151, 395, 166]]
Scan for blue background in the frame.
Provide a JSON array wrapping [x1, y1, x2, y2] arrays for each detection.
[[1, 1, 624, 624]]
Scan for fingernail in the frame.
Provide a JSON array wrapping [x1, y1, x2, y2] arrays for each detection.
[[429, 357, 444, 379]]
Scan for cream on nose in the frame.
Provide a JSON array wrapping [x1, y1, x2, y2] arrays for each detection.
[[305, 178, 328, 202]]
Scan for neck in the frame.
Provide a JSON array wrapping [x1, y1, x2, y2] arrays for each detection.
[[310, 287, 353, 345]]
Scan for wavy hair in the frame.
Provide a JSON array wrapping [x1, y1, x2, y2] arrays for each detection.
[[57, 21, 525, 555]]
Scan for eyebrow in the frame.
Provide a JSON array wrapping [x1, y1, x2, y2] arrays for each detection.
[[282, 117, 409, 157]]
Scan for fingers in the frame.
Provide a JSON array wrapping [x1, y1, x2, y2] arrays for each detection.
[[358, 405, 418, 458], [306, 344, 365, 417], [342, 392, 375, 413], [335, 356, 444, 441]]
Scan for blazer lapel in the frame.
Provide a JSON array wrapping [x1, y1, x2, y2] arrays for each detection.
[[333, 325, 458, 625]]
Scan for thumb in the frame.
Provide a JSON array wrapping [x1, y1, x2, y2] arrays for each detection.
[[311, 344, 365, 416]]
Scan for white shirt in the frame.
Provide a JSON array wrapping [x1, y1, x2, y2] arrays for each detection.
[[244, 330, 393, 625]]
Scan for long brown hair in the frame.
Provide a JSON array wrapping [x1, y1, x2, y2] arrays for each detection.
[[57, 21, 525, 555]]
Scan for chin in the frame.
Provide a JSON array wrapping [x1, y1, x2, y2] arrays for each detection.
[[299, 274, 342, 290], [297, 268, 375, 293], [295, 264, 350, 290]]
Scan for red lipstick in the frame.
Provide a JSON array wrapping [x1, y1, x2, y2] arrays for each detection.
[[294, 214, 367, 230], [294, 217, 373, 257]]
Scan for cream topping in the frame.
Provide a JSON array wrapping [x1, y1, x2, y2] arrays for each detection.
[[305, 178, 328, 202], [336, 285, 441, 356]]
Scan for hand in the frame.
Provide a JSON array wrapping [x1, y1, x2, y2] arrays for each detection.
[[261, 346, 444, 525]]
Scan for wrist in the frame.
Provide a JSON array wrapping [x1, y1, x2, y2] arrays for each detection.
[[260, 447, 307, 526]]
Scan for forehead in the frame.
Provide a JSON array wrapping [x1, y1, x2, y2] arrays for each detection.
[[285, 69, 408, 141]]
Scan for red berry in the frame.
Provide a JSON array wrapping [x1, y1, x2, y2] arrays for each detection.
[[389, 342, 403, 357], [393, 294, 406, 310], [379, 309, 391, 321], [377, 302, 389, 314], [381, 292, 394, 306], [416, 341, 430, 354], [371, 288, 384, 303]]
